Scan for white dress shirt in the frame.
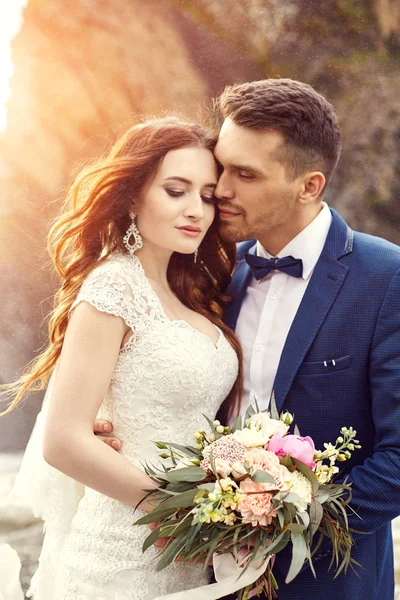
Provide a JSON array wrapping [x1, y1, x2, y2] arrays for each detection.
[[236, 203, 332, 416]]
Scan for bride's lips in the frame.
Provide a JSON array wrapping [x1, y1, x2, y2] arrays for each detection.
[[177, 226, 202, 237]]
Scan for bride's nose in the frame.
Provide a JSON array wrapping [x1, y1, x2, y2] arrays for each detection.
[[183, 194, 205, 220]]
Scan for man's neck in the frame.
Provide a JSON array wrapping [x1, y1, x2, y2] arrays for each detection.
[[258, 203, 324, 256]]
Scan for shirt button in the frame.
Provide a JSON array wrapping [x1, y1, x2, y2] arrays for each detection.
[[269, 293, 277, 299], [255, 343, 264, 352]]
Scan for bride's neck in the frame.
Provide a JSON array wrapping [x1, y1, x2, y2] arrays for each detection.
[[135, 244, 172, 288]]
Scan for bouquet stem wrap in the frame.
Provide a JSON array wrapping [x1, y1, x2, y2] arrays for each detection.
[[154, 553, 271, 600]]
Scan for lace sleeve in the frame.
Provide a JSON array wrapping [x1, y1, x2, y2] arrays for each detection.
[[69, 255, 161, 336]]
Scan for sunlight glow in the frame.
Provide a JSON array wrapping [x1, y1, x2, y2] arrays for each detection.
[[0, 0, 29, 133]]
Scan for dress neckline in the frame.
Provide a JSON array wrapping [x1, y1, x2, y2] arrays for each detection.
[[121, 252, 223, 350]]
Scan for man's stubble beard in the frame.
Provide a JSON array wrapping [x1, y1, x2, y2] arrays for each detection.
[[218, 220, 254, 243]]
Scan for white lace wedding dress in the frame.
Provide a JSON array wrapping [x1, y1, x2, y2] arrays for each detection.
[[10, 252, 238, 600]]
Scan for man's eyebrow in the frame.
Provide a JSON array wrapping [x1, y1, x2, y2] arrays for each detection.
[[164, 177, 217, 188], [231, 164, 264, 176]]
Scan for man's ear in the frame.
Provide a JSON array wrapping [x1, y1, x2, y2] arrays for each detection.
[[298, 171, 326, 204]]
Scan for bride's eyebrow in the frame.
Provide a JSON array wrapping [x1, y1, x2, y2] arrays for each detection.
[[164, 177, 217, 188], [164, 177, 191, 184]]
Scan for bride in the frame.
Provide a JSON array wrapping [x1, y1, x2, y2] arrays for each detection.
[[1, 117, 242, 599]]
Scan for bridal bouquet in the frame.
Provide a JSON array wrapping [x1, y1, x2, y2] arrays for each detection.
[[134, 400, 361, 599]]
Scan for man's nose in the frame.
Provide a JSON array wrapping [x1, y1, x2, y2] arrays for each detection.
[[215, 173, 234, 200]]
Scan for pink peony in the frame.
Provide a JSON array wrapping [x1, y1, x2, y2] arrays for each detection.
[[238, 479, 277, 527], [267, 433, 316, 469]]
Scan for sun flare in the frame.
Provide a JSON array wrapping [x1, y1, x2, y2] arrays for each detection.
[[0, 0, 28, 133]]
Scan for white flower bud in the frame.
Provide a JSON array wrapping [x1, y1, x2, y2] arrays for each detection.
[[280, 411, 294, 425], [216, 425, 225, 434], [206, 433, 216, 443], [213, 420, 221, 426], [193, 431, 202, 440], [214, 458, 232, 479], [231, 461, 247, 478]]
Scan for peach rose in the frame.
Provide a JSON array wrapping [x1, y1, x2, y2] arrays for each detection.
[[238, 479, 277, 527], [244, 448, 289, 491]]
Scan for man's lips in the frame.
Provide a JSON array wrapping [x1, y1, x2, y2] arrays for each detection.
[[218, 207, 241, 219]]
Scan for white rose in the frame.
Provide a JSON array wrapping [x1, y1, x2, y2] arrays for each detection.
[[232, 427, 270, 448], [214, 458, 232, 479], [247, 412, 289, 439]]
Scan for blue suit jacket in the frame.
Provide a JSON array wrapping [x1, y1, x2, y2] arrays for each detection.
[[223, 209, 400, 600]]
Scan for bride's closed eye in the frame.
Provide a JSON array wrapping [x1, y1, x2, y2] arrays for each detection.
[[166, 188, 216, 204], [166, 188, 184, 197]]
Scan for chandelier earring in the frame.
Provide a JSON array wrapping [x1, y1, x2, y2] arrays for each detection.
[[123, 212, 143, 255], [193, 249, 198, 264]]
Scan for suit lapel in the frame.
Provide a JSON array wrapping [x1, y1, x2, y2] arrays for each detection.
[[273, 209, 353, 412], [224, 242, 255, 330], [273, 251, 349, 411]]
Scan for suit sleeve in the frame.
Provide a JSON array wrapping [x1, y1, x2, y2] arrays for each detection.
[[277, 268, 400, 572], [343, 268, 400, 531]]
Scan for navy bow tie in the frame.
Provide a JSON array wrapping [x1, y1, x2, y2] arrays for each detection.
[[245, 253, 303, 280]]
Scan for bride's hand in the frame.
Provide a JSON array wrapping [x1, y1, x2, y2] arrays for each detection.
[[93, 419, 122, 451]]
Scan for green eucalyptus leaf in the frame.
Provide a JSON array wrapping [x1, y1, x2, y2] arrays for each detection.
[[297, 511, 310, 528], [198, 482, 216, 491], [310, 499, 324, 537], [158, 442, 200, 457], [158, 488, 198, 511], [156, 536, 187, 571], [209, 449, 218, 480], [270, 391, 279, 420], [165, 467, 206, 483], [245, 404, 256, 422], [202, 413, 217, 432], [258, 530, 289, 558], [287, 523, 307, 534], [315, 488, 330, 504], [142, 522, 167, 553], [231, 415, 242, 433], [277, 508, 285, 529], [279, 491, 303, 505], [285, 532, 309, 583], [251, 470, 276, 484], [133, 507, 176, 526]]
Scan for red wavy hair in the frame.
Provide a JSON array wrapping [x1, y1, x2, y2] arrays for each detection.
[[1, 117, 242, 423]]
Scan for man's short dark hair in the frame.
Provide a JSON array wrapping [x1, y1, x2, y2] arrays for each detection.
[[217, 79, 341, 185]]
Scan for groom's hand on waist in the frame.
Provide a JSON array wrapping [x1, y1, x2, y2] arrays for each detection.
[[93, 419, 122, 451]]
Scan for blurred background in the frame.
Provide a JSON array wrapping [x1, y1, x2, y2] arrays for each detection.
[[0, 0, 399, 596]]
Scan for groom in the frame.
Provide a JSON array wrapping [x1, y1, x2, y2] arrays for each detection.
[[212, 78, 400, 600], [95, 79, 400, 599]]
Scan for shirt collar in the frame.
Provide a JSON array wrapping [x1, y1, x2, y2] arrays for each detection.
[[256, 203, 332, 280]]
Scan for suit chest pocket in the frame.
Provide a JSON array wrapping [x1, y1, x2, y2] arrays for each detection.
[[296, 354, 351, 376]]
